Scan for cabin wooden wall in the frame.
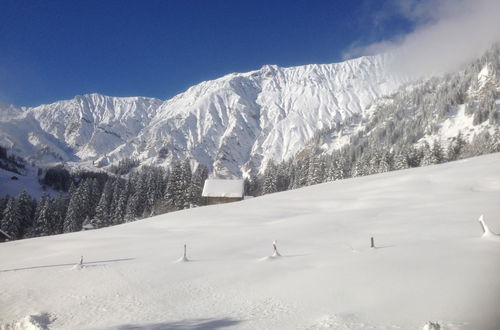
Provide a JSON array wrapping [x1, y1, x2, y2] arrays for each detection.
[[204, 197, 243, 205]]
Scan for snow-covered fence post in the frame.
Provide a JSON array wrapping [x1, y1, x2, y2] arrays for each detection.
[[478, 215, 497, 237], [479, 215, 488, 235], [272, 240, 281, 257], [177, 243, 189, 262], [370, 237, 375, 248]]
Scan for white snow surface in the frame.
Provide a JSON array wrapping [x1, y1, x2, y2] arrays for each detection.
[[201, 179, 244, 198], [0, 167, 55, 199], [1, 153, 500, 330], [0, 54, 404, 175]]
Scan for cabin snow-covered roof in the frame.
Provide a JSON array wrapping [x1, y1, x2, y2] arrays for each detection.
[[202, 179, 244, 198], [82, 223, 95, 230]]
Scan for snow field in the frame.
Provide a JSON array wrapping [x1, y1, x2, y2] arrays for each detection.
[[1, 153, 500, 329]]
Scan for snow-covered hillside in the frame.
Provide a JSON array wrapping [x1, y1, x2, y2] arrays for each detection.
[[0, 167, 54, 200], [0, 54, 404, 176], [1, 153, 499, 330]]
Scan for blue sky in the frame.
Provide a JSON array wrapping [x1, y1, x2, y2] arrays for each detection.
[[0, 1, 416, 107]]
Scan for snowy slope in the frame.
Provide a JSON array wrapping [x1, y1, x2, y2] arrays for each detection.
[[1, 153, 499, 330], [0, 167, 55, 200], [0, 54, 404, 176]]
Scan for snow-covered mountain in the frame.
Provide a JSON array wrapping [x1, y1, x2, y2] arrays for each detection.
[[1, 44, 499, 177], [0, 95, 163, 164], [0, 54, 404, 176]]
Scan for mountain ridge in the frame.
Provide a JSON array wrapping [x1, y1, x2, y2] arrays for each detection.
[[1, 45, 499, 178], [0, 53, 405, 176]]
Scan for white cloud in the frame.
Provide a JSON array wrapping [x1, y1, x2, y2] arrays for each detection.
[[346, 0, 500, 78]]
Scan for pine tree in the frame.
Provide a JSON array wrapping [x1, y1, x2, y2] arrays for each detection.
[[189, 164, 208, 207], [180, 159, 192, 209], [292, 159, 309, 189], [263, 161, 278, 194], [1, 197, 21, 239], [16, 189, 34, 238], [51, 193, 67, 234], [352, 157, 368, 177], [87, 178, 101, 220], [393, 150, 410, 170], [0, 195, 9, 224], [32, 193, 52, 236], [64, 179, 91, 232], [420, 141, 434, 166], [143, 166, 167, 216], [276, 161, 292, 191], [113, 179, 129, 224], [378, 151, 393, 173], [124, 172, 148, 221], [162, 162, 184, 211], [307, 156, 324, 185], [407, 145, 422, 167], [108, 178, 120, 216], [431, 140, 445, 164], [331, 156, 346, 181], [91, 179, 113, 228], [367, 151, 381, 175], [488, 127, 500, 152], [447, 132, 466, 161]]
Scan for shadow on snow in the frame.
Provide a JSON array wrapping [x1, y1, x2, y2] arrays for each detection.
[[0, 258, 135, 272], [110, 317, 241, 330]]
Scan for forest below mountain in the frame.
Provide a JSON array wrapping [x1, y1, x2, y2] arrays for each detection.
[[1, 127, 498, 241]]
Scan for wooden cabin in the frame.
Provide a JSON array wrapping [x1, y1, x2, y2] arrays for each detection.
[[202, 179, 244, 205], [0, 229, 11, 242]]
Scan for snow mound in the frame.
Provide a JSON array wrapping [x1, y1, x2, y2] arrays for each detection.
[[422, 321, 441, 330], [175, 256, 190, 263], [1, 313, 53, 330], [175, 244, 190, 262], [71, 264, 85, 270], [258, 254, 282, 262]]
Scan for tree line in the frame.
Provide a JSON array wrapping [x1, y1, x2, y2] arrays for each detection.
[[249, 130, 500, 196], [0, 160, 208, 240]]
